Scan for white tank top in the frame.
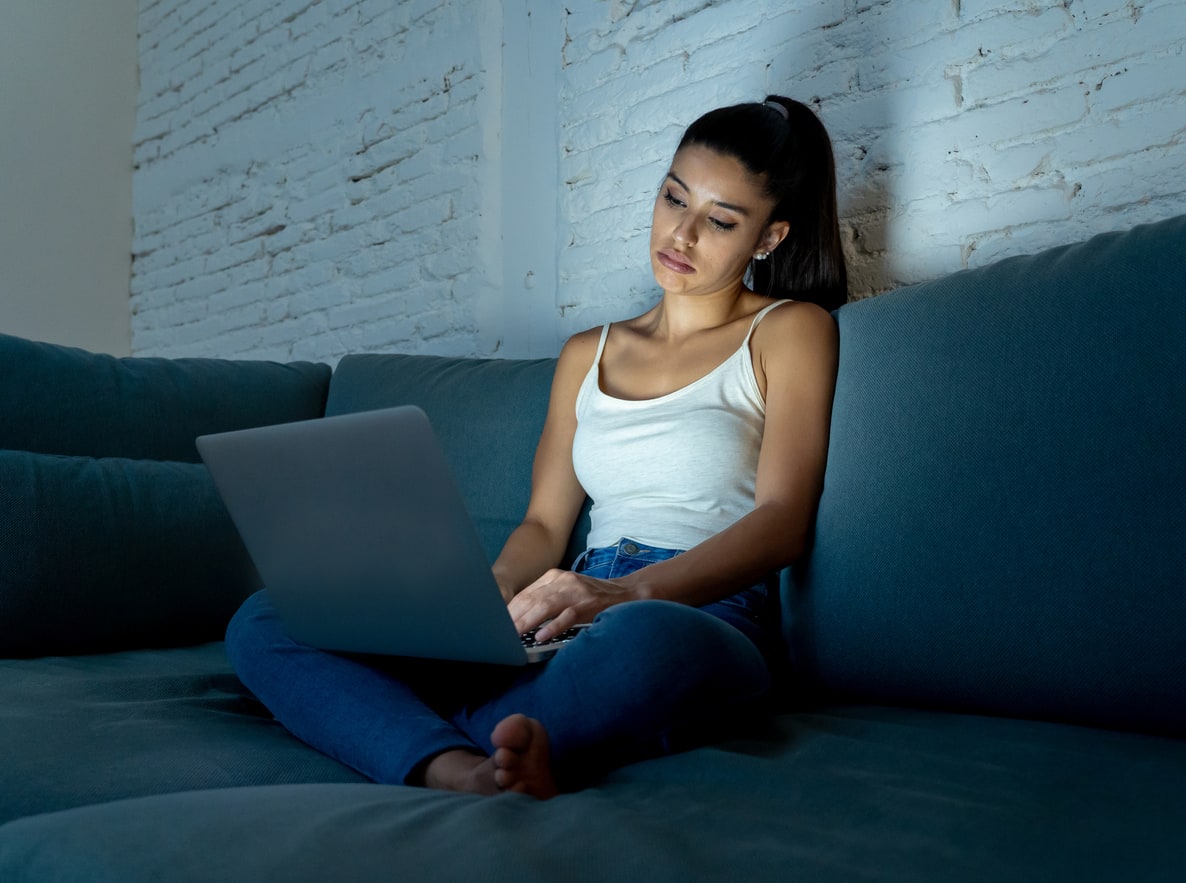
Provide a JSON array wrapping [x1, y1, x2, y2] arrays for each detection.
[[572, 300, 791, 551]]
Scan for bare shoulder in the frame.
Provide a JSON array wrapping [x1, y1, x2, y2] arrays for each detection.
[[548, 325, 603, 400], [754, 300, 837, 356], [560, 324, 604, 356], [750, 301, 838, 397], [556, 325, 603, 374]]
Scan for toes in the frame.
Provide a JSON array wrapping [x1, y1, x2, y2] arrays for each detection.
[[492, 745, 522, 771], [491, 713, 535, 752], [492, 766, 512, 791]]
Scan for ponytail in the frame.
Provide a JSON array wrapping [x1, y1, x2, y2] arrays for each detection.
[[678, 95, 848, 312]]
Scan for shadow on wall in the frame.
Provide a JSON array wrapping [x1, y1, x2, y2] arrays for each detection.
[[761, 4, 898, 303], [774, 1, 1185, 303], [827, 92, 897, 303]]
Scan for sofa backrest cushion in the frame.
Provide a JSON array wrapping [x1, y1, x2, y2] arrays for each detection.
[[789, 214, 1186, 737], [0, 334, 333, 657], [0, 452, 259, 657], [326, 354, 591, 566], [0, 333, 331, 462]]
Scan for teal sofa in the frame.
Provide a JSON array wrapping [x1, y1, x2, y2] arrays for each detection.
[[1, 215, 1183, 881]]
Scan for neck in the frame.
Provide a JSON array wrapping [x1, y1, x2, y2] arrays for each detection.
[[650, 283, 755, 340]]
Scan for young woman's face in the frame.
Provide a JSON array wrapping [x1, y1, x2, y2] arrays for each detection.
[[649, 144, 786, 298]]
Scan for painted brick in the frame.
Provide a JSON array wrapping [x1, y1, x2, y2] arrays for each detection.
[[1056, 103, 1185, 166], [1089, 48, 1185, 113], [133, 0, 1186, 360]]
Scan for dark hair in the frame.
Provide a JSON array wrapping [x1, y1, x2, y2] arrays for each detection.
[[677, 95, 848, 311]]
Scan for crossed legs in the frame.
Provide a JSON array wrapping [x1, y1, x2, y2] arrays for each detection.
[[226, 590, 771, 798]]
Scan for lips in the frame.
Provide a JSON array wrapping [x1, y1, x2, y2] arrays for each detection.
[[657, 249, 695, 274]]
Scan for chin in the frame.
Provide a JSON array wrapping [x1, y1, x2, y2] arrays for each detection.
[[650, 258, 676, 290]]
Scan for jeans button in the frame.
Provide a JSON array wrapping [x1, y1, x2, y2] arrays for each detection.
[[622, 542, 639, 555]]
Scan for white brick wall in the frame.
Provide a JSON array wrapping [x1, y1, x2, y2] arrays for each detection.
[[554, 0, 1186, 336], [133, 0, 1186, 360], [133, 0, 497, 361]]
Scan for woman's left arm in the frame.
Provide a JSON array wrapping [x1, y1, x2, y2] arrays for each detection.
[[512, 302, 839, 639]]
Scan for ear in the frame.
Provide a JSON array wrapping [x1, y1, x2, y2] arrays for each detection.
[[758, 220, 790, 256]]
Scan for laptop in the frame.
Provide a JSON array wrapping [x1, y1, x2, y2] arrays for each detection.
[[196, 406, 585, 665]]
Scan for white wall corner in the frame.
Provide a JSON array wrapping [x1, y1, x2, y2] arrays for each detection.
[[494, 0, 564, 358]]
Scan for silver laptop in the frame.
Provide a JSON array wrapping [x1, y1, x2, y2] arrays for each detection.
[[196, 406, 583, 665]]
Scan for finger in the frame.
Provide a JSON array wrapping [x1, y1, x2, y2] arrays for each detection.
[[534, 606, 582, 642], [513, 598, 563, 636], [506, 569, 561, 612], [507, 570, 569, 630]]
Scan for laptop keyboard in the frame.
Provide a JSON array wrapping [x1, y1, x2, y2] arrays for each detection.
[[520, 625, 586, 649]]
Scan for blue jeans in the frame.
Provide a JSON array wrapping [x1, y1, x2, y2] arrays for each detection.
[[225, 537, 774, 790]]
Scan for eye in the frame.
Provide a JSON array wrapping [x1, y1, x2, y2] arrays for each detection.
[[662, 188, 736, 231], [662, 189, 686, 209]]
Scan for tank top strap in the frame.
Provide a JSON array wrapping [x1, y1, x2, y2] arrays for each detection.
[[741, 299, 793, 348], [592, 322, 612, 366], [575, 323, 613, 418]]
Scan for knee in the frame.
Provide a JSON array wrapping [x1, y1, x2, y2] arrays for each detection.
[[224, 590, 291, 671], [593, 598, 739, 645], [591, 600, 770, 696]]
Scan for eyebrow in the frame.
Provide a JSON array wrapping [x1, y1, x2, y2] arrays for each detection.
[[666, 172, 751, 217]]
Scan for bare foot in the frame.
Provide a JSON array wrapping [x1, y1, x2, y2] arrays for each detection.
[[420, 714, 557, 800], [421, 749, 500, 795], [490, 713, 558, 800]]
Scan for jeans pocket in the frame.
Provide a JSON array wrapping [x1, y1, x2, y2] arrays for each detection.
[[574, 546, 617, 579], [575, 540, 682, 580], [609, 539, 681, 579]]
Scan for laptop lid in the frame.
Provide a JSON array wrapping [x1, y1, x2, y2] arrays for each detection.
[[197, 406, 533, 665]]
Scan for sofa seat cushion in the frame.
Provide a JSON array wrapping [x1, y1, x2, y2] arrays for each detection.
[[1, 706, 1182, 881], [0, 643, 365, 825]]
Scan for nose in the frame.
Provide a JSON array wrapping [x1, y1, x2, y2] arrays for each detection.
[[673, 215, 698, 248]]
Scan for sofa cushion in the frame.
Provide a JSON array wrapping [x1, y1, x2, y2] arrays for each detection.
[[791, 214, 1186, 736], [2, 706, 1183, 882], [0, 643, 365, 825], [0, 333, 331, 462], [0, 452, 260, 656], [325, 353, 591, 565]]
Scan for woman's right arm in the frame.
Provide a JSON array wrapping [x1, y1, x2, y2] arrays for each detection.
[[490, 330, 598, 602]]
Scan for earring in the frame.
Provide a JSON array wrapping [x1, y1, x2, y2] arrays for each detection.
[[753, 252, 769, 261]]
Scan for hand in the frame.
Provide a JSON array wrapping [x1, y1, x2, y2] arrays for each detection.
[[507, 568, 635, 641]]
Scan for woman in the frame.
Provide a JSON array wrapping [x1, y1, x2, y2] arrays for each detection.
[[227, 95, 845, 800]]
